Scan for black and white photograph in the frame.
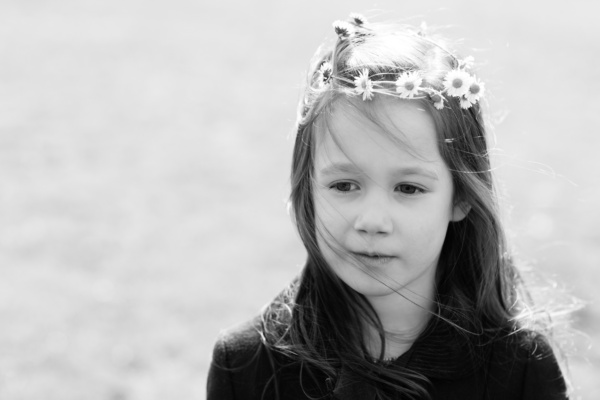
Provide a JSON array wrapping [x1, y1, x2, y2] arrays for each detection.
[[1, 1, 597, 399]]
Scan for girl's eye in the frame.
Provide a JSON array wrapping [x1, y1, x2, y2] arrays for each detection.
[[397, 184, 422, 195], [331, 182, 357, 192]]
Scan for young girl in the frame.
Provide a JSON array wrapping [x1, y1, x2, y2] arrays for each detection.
[[207, 14, 568, 400]]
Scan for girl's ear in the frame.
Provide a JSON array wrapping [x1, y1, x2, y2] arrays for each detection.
[[451, 201, 471, 222]]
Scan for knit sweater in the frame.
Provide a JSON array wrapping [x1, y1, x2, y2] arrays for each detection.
[[207, 316, 567, 400]]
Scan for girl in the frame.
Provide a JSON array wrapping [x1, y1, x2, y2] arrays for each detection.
[[207, 14, 568, 400]]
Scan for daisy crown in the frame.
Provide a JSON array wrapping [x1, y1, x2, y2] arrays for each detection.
[[301, 14, 486, 119]]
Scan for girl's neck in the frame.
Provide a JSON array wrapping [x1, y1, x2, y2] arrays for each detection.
[[364, 288, 435, 360]]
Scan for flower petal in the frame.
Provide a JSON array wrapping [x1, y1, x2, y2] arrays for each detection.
[[333, 20, 353, 38], [354, 69, 374, 101], [395, 71, 422, 99], [443, 69, 473, 97]]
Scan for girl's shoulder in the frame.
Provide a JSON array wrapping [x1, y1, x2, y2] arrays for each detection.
[[211, 284, 297, 368], [208, 316, 282, 400], [210, 316, 266, 368], [489, 327, 559, 361], [484, 328, 568, 399]]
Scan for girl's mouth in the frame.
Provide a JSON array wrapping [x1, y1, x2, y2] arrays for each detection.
[[352, 252, 396, 266]]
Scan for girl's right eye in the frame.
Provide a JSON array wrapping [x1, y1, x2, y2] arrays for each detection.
[[330, 182, 358, 192]]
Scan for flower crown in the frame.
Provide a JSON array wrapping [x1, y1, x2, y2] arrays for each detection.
[[317, 15, 485, 110]]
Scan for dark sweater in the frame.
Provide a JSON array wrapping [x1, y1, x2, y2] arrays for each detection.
[[207, 317, 568, 400]]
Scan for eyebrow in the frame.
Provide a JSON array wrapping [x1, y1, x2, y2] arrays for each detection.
[[317, 162, 439, 181], [318, 162, 362, 176]]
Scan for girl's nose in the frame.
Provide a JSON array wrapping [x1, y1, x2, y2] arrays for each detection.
[[353, 199, 394, 235]]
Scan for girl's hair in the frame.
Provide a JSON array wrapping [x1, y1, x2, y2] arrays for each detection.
[[260, 15, 554, 400]]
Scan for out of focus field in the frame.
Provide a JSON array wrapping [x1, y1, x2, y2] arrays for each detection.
[[1, 0, 598, 399]]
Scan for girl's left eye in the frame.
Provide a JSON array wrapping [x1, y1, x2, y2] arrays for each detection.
[[396, 184, 423, 195], [330, 182, 358, 192]]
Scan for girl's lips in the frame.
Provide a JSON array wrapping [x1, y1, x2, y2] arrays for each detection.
[[352, 251, 394, 257], [352, 252, 396, 266]]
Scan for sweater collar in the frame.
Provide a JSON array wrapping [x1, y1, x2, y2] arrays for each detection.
[[394, 317, 482, 378], [331, 318, 484, 399]]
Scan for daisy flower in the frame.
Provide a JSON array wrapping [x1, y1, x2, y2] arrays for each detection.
[[350, 13, 367, 26], [333, 20, 353, 38], [354, 69, 374, 101], [443, 69, 473, 97], [395, 71, 423, 98], [316, 61, 332, 88], [464, 76, 485, 103], [430, 92, 445, 110], [460, 96, 474, 109]]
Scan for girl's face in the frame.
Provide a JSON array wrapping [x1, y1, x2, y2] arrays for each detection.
[[313, 98, 467, 302]]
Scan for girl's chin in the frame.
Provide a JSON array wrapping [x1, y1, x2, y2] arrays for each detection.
[[352, 286, 402, 299]]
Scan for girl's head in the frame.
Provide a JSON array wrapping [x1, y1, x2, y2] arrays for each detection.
[[290, 14, 516, 328]]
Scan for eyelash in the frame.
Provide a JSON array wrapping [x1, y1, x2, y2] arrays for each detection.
[[397, 184, 424, 195], [328, 182, 425, 195], [330, 182, 359, 193]]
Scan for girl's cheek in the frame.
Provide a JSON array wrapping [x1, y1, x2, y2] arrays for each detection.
[[315, 190, 338, 213], [315, 203, 349, 233]]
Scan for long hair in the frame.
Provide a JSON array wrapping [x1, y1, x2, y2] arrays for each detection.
[[261, 17, 549, 400]]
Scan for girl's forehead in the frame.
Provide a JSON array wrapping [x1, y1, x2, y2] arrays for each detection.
[[314, 97, 441, 163]]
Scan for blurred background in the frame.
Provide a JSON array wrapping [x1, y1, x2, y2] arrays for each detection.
[[1, 0, 598, 399]]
